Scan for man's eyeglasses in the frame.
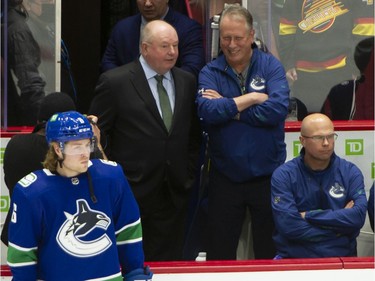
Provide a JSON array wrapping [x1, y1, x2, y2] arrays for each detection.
[[301, 133, 338, 142]]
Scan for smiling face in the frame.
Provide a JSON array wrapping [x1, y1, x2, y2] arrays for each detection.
[[219, 14, 255, 72], [141, 20, 178, 74], [137, 0, 169, 21]]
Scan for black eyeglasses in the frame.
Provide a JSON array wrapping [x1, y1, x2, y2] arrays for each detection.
[[301, 133, 338, 142]]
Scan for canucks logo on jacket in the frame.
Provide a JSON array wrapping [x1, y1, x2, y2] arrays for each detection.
[[329, 182, 345, 198], [56, 199, 112, 257], [250, 75, 266, 91]]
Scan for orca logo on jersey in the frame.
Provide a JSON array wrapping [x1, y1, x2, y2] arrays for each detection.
[[56, 199, 112, 257]]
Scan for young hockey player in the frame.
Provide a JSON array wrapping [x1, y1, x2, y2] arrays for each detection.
[[7, 111, 153, 281]]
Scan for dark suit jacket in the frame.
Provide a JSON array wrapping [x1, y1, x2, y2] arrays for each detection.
[[89, 60, 201, 214], [100, 8, 205, 77]]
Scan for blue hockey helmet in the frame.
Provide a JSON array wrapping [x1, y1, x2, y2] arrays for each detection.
[[46, 111, 93, 144]]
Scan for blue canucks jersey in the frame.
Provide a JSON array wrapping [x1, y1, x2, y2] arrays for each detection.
[[7, 159, 144, 281]]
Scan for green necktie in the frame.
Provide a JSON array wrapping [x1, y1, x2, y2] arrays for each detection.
[[155, 75, 172, 131]]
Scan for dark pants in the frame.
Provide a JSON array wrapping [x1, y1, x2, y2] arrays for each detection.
[[140, 182, 188, 262], [207, 166, 276, 260]]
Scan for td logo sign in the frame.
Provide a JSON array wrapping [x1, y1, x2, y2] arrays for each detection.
[[0, 196, 9, 212], [293, 141, 303, 157], [0, 147, 4, 165], [345, 139, 364, 155]]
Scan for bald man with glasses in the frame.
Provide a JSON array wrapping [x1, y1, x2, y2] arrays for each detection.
[[271, 113, 367, 258]]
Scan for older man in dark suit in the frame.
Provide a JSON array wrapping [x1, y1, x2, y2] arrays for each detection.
[[89, 20, 201, 261], [100, 0, 205, 77]]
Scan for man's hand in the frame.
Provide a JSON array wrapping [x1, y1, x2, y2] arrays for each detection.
[[201, 89, 223, 100], [200, 89, 268, 113], [286, 68, 298, 82], [234, 92, 268, 112], [86, 115, 108, 160], [300, 200, 355, 219], [86, 115, 100, 142], [345, 200, 354, 209]]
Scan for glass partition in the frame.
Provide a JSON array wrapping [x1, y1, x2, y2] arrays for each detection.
[[1, 0, 61, 128], [187, 0, 374, 120]]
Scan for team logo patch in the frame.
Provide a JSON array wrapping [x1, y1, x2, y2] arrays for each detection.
[[71, 177, 79, 185], [18, 173, 38, 188], [329, 182, 345, 198], [250, 75, 265, 91], [56, 199, 112, 257]]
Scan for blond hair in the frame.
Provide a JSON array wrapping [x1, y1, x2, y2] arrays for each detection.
[[43, 144, 60, 172]]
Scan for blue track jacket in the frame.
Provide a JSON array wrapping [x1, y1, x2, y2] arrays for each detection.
[[271, 151, 367, 258], [196, 46, 289, 182]]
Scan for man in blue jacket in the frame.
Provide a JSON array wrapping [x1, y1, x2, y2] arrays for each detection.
[[271, 113, 367, 258], [196, 4, 289, 260], [101, 0, 205, 77]]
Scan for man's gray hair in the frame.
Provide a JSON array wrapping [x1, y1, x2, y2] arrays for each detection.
[[220, 4, 253, 30]]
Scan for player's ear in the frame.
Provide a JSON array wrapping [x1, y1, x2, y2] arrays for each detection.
[[52, 142, 63, 158]]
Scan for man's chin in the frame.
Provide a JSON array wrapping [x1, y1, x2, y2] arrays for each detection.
[[142, 13, 158, 21], [79, 163, 89, 173]]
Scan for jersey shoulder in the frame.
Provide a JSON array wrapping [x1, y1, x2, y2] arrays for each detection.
[[89, 159, 124, 178], [14, 169, 58, 198]]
